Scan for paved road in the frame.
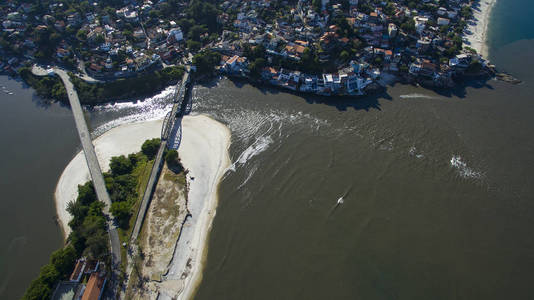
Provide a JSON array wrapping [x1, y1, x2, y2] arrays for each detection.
[[54, 69, 121, 293]]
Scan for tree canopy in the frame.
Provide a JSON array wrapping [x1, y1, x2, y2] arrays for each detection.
[[141, 138, 161, 159]]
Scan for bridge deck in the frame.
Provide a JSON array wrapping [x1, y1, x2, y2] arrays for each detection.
[[54, 69, 121, 296]]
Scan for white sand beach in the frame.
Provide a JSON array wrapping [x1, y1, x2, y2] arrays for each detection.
[[464, 0, 497, 58], [54, 120, 163, 237], [159, 115, 232, 300]]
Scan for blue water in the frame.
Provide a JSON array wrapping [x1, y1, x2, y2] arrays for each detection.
[[487, 0, 534, 55]]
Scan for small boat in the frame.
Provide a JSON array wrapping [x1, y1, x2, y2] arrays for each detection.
[[337, 197, 344, 205]]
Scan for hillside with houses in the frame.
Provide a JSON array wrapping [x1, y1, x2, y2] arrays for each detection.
[[0, 0, 493, 98]]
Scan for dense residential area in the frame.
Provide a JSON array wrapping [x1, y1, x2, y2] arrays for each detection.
[[0, 0, 492, 96]]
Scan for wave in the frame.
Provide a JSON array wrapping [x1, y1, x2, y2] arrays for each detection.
[[399, 93, 438, 100], [450, 155, 482, 179], [231, 135, 273, 171], [90, 86, 176, 137], [237, 164, 258, 190], [409, 146, 425, 159], [91, 85, 176, 111]]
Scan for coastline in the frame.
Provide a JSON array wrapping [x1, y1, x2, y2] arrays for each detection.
[[465, 0, 498, 58], [159, 115, 232, 300], [54, 120, 163, 238]]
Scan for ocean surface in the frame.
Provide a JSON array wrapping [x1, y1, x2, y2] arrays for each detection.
[[1, 0, 533, 298]]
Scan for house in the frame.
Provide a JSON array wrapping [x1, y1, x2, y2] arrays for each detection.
[[69, 258, 86, 283], [416, 38, 431, 52], [346, 75, 371, 94], [300, 75, 318, 92], [413, 16, 428, 34], [81, 272, 107, 300], [56, 47, 70, 58], [420, 60, 437, 77], [449, 53, 471, 68], [168, 28, 183, 42], [67, 13, 81, 26], [223, 55, 247, 73], [437, 17, 450, 26]]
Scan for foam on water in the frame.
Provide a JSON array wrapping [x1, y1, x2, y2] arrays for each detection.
[[91, 85, 176, 112], [231, 135, 273, 170], [237, 164, 259, 190], [409, 146, 425, 159], [399, 93, 438, 100], [90, 85, 175, 136], [450, 155, 482, 179]]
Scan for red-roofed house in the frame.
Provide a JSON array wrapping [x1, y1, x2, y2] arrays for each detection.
[[81, 272, 106, 300], [69, 259, 86, 282]]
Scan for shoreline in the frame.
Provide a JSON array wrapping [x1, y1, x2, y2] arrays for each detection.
[[159, 115, 232, 300], [465, 0, 498, 58]]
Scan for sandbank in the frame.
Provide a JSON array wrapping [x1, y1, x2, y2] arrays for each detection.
[[158, 115, 232, 300]]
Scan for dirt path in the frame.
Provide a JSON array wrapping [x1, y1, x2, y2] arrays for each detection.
[[127, 164, 188, 299]]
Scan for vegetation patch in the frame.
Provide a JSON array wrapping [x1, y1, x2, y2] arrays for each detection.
[[19, 66, 184, 104], [23, 139, 161, 299]]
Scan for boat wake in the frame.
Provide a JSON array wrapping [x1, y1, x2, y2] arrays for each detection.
[[327, 187, 355, 218]]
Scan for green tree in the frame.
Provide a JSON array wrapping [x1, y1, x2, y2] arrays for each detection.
[[94, 33, 105, 44], [110, 155, 133, 175], [186, 39, 201, 51], [76, 29, 88, 41], [111, 201, 131, 229], [77, 182, 96, 206], [312, 0, 322, 12], [192, 50, 221, 75], [188, 24, 208, 41], [248, 58, 266, 77], [23, 278, 53, 300], [165, 149, 179, 165], [340, 50, 350, 61], [50, 246, 77, 276], [141, 138, 161, 159]]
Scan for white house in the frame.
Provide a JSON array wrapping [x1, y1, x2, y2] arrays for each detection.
[[168, 28, 183, 42], [437, 17, 450, 26], [413, 16, 428, 34]]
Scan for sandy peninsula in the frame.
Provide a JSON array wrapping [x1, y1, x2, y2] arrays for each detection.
[[55, 114, 232, 300], [464, 0, 497, 58]]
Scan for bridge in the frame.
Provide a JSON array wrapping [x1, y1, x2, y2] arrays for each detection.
[[130, 67, 192, 244], [51, 69, 122, 296]]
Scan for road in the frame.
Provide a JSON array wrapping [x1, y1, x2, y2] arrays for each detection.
[[53, 69, 121, 293]]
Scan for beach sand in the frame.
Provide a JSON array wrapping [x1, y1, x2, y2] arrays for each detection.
[[465, 0, 497, 58], [159, 115, 232, 300], [54, 120, 163, 237]]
